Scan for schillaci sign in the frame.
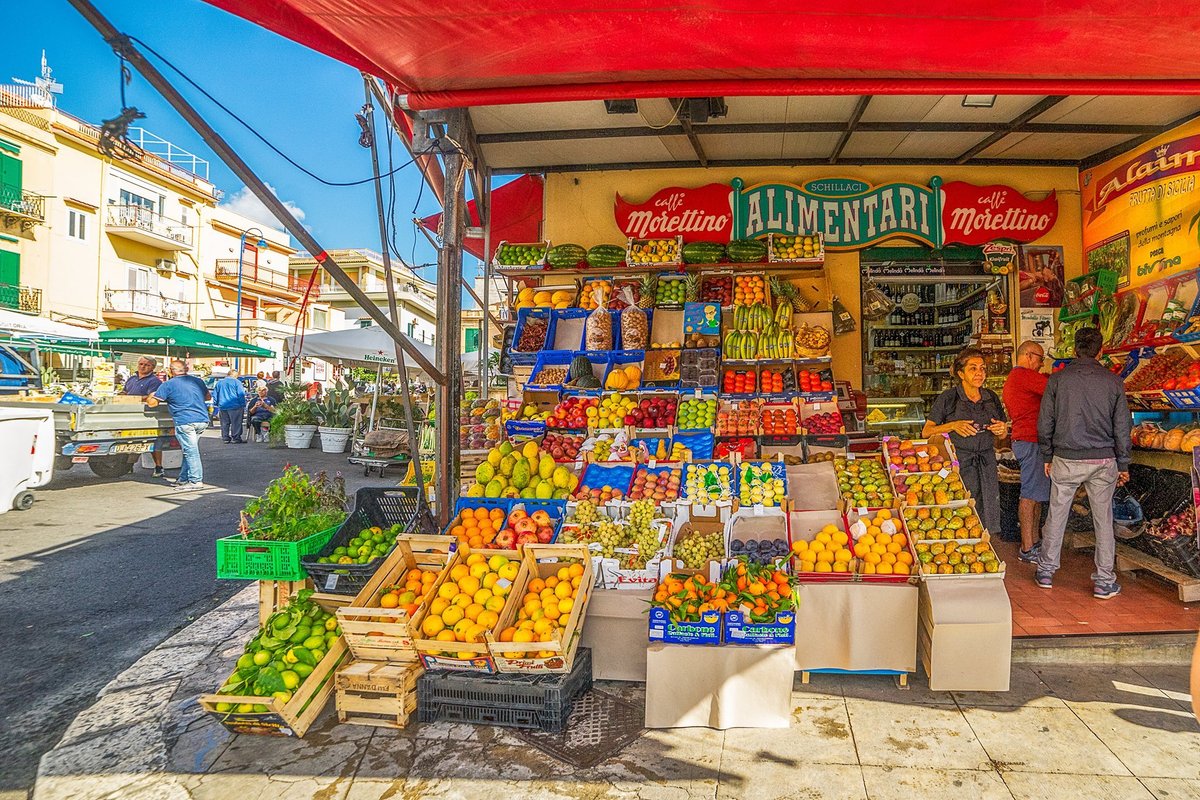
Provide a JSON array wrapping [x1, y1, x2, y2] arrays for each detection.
[[732, 177, 943, 250]]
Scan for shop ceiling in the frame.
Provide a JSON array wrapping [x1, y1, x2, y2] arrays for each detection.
[[204, 2, 1200, 174]]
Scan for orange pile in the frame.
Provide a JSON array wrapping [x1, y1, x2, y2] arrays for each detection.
[[733, 275, 766, 305], [448, 506, 506, 549], [497, 561, 585, 658], [852, 509, 914, 575], [420, 553, 518, 659], [791, 524, 853, 573], [376, 567, 439, 618]]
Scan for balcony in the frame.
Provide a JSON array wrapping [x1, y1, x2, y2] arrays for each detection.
[[103, 288, 191, 324], [105, 204, 193, 251], [0, 283, 42, 314], [0, 190, 46, 231], [214, 259, 313, 299]]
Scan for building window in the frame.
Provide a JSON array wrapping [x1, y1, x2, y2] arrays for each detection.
[[465, 327, 480, 353], [67, 209, 88, 241], [311, 308, 328, 330], [119, 189, 156, 211], [128, 265, 158, 293]]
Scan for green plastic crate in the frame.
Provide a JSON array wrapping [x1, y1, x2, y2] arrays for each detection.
[[216, 524, 340, 581]]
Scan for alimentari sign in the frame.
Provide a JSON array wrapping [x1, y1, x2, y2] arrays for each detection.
[[614, 178, 1057, 251]]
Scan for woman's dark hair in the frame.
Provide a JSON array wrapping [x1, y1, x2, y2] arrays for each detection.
[[951, 346, 986, 379], [1075, 326, 1103, 359]]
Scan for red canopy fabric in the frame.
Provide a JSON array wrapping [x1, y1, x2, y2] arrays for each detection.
[[206, 1, 1200, 108], [420, 174, 543, 260]]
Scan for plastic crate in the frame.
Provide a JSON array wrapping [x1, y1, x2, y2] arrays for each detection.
[[510, 308, 555, 365], [417, 647, 593, 731], [216, 523, 340, 581]]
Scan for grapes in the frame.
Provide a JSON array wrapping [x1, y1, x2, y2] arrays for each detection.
[[594, 519, 624, 559], [571, 499, 599, 525], [674, 531, 724, 569]]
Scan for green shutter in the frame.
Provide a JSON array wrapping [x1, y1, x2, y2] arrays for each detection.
[[0, 153, 22, 208], [0, 250, 19, 309], [0, 138, 19, 155], [465, 328, 480, 353]]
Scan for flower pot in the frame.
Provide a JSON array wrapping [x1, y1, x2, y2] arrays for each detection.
[[283, 424, 318, 449], [318, 426, 352, 454]]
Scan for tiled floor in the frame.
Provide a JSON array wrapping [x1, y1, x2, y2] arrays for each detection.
[[995, 537, 1200, 637]]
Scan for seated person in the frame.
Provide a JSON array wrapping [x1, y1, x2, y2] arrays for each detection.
[[246, 386, 276, 442]]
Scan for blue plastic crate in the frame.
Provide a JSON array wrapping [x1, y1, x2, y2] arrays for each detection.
[[562, 351, 609, 395], [511, 308, 555, 365], [576, 463, 635, 498], [528, 351, 576, 391], [602, 350, 646, 391], [672, 430, 715, 460], [733, 460, 789, 497], [549, 308, 589, 351]]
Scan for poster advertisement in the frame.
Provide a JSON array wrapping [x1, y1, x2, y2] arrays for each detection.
[[1019, 308, 1056, 352], [1019, 245, 1066, 307], [1079, 117, 1200, 288]]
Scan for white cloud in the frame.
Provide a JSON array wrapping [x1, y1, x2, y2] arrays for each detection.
[[220, 183, 307, 229]]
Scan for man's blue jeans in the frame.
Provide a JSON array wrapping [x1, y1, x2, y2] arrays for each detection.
[[175, 421, 208, 484]]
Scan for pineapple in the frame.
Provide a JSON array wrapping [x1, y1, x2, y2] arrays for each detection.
[[683, 273, 700, 302], [638, 274, 657, 309]]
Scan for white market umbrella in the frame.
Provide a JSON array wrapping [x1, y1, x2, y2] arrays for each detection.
[[286, 326, 435, 371], [0, 309, 100, 340]]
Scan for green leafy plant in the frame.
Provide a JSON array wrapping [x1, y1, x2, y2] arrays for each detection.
[[240, 466, 348, 542], [314, 381, 355, 429], [268, 382, 317, 444]]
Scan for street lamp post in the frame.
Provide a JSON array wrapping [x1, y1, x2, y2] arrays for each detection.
[[235, 227, 267, 372]]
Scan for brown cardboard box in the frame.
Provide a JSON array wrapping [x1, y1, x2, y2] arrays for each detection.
[[645, 642, 795, 729], [785, 462, 840, 510], [918, 579, 1011, 691], [580, 588, 652, 681], [794, 583, 918, 672]]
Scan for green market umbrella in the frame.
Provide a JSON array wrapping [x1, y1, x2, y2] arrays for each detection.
[[98, 325, 273, 359], [0, 336, 113, 358]]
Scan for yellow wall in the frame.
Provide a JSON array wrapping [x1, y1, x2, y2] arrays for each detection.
[[544, 165, 1083, 387]]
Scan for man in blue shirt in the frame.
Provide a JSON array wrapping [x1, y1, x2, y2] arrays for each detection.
[[124, 356, 166, 477], [147, 360, 211, 491], [212, 367, 248, 444]]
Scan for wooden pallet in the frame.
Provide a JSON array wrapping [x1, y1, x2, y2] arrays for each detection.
[[335, 660, 422, 729], [1068, 532, 1200, 602]]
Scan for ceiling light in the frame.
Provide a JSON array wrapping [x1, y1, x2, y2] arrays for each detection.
[[604, 99, 638, 115], [962, 95, 997, 109]]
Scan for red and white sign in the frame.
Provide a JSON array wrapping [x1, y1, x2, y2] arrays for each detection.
[[614, 183, 733, 242], [940, 181, 1058, 246]]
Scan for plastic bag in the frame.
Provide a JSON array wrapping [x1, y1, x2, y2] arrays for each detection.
[[619, 287, 648, 349], [585, 287, 613, 350]]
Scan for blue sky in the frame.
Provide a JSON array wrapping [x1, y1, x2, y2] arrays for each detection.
[[6, 0, 469, 287]]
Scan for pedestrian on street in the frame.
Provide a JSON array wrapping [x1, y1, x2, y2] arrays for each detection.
[[147, 360, 211, 492], [247, 385, 276, 442], [124, 356, 166, 478], [213, 367, 248, 444], [1036, 326, 1131, 599], [923, 347, 1008, 534], [1002, 340, 1050, 563], [265, 370, 284, 403]]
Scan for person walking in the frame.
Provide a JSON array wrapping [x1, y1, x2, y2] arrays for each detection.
[[1002, 340, 1050, 563], [923, 347, 1008, 534], [247, 385, 276, 442], [1036, 326, 1131, 599], [213, 367, 248, 444], [147, 360, 211, 491], [124, 356, 166, 478]]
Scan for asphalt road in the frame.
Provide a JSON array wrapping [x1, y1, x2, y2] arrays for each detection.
[[0, 433, 396, 798]]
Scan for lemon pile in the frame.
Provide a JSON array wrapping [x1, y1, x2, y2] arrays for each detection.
[[791, 524, 853, 573]]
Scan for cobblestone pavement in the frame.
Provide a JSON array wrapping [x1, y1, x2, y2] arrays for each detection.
[[29, 584, 1200, 800]]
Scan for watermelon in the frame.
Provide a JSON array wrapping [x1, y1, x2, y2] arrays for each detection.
[[586, 244, 625, 269], [727, 239, 768, 263], [568, 354, 592, 383], [682, 241, 726, 264], [547, 244, 586, 269]]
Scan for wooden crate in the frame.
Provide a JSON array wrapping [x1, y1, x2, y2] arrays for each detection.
[[198, 595, 349, 738], [336, 540, 457, 662], [335, 660, 422, 729], [487, 544, 594, 674]]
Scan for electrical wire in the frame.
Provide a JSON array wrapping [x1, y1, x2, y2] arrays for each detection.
[[638, 98, 684, 131], [126, 35, 422, 187]]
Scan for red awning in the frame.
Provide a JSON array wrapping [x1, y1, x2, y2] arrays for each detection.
[[206, 2, 1200, 108], [419, 174, 543, 260]]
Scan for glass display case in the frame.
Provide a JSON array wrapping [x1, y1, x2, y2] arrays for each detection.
[[864, 397, 926, 437]]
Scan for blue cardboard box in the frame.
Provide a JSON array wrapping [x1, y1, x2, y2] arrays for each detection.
[[723, 609, 797, 646], [647, 606, 721, 645]]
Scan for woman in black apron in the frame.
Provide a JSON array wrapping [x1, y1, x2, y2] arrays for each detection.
[[923, 347, 1008, 534]]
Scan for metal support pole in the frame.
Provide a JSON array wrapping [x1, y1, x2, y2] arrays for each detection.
[[361, 77, 428, 504], [480, 181, 492, 395], [66, 0, 445, 384], [435, 115, 467, 523]]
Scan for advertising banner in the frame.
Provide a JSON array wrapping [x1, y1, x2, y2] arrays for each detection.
[[1080, 118, 1200, 288]]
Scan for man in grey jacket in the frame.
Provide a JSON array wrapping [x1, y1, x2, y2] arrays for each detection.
[[1036, 327, 1131, 599]]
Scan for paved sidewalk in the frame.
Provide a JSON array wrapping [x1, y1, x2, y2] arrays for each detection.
[[32, 587, 1200, 800]]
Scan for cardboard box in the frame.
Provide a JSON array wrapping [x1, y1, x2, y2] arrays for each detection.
[[794, 582, 918, 672], [918, 579, 1011, 691], [645, 642, 794, 729], [650, 307, 684, 347], [724, 609, 796, 646], [581, 588, 652, 681], [785, 461, 840, 511], [724, 507, 789, 562]]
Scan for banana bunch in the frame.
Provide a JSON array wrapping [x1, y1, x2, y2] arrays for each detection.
[[732, 303, 773, 331], [723, 328, 794, 360]]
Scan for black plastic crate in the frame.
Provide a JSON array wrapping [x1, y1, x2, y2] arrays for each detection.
[[417, 648, 592, 732], [301, 487, 437, 595]]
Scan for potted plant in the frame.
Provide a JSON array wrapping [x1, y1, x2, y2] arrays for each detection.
[[272, 383, 319, 449], [315, 381, 356, 453]]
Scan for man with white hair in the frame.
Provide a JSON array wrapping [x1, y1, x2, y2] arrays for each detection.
[[125, 356, 165, 478], [147, 360, 211, 491]]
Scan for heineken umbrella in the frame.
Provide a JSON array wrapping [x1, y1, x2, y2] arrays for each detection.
[[286, 326, 435, 370], [99, 325, 273, 358]]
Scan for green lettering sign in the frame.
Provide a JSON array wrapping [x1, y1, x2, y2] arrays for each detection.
[[732, 177, 944, 250]]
